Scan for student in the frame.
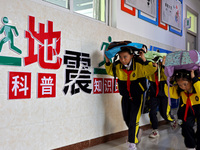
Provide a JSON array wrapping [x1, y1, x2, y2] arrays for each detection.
[[104, 41, 157, 150], [146, 56, 175, 138], [165, 69, 200, 150]]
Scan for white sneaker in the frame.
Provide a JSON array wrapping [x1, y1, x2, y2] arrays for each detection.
[[149, 129, 159, 138], [187, 148, 196, 150], [177, 119, 183, 125], [128, 143, 137, 150]]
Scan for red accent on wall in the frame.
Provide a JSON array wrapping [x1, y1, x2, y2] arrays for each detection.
[[9, 72, 31, 99], [158, 0, 168, 30], [121, 0, 136, 16]]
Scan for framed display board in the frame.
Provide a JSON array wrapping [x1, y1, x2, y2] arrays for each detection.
[[161, 0, 182, 30], [125, 0, 157, 18]]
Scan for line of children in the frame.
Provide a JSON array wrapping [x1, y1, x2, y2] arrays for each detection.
[[104, 41, 157, 150], [104, 41, 199, 150]]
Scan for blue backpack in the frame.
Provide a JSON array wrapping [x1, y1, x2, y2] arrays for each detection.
[[105, 42, 147, 59]]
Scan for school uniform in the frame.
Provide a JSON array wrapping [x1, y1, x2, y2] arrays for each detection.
[[105, 57, 157, 144], [165, 77, 200, 149], [147, 66, 174, 130]]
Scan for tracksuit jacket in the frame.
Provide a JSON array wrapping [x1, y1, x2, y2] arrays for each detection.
[[165, 77, 200, 149], [105, 57, 157, 143]]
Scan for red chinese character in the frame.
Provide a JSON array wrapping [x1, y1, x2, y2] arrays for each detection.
[[104, 78, 112, 93], [113, 78, 119, 93], [24, 16, 62, 69], [93, 78, 103, 94], [9, 72, 31, 99], [38, 73, 56, 98]]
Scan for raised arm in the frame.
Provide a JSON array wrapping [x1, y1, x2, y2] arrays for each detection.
[[0, 26, 5, 34], [12, 26, 19, 36], [192, 70, 200, 97], [164, 83, 179, 99]]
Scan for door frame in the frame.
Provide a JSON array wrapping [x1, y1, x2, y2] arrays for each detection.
[[185, 6, 198, 51]]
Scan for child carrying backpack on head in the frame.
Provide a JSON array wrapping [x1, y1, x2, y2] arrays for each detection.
[[165, 69, 200, 150], [145, 54, 176, 138], [104, 41, 157, 150]]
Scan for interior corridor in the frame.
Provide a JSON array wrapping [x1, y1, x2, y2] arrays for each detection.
[[84, 124, 187, 150]]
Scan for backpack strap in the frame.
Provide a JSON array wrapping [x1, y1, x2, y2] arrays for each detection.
[[167, 77, 171, 106]]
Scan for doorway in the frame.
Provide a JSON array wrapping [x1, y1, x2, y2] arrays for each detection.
[[186, 6, 198, 51]]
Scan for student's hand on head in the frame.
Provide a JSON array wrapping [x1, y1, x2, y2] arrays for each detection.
[[191, 70, 195, 79], [104, 53, 110, 63], [153, 62, 158, 69], [139, 51, 146, 62], [141, 47, 147, 53], [170, 76, 175, 84], [162, 56, 166, 66]]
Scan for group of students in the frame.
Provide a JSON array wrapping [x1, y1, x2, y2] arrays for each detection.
[[104, 41, 200, 150]]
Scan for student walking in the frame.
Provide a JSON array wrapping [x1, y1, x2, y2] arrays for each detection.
[[165, 69, 200, 150], [105, 41, 157, 150], [146, 56, 175, 138]]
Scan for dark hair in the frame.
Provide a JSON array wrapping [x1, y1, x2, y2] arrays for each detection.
[[173, 69, 197, 95], [118, 46, 134, 55], [174, 70, 191, 82]]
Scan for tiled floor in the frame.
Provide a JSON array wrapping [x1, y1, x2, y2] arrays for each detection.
[[84, 124, 188, 150]]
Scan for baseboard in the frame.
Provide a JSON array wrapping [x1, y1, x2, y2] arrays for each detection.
[[54, 120, 167, 150]]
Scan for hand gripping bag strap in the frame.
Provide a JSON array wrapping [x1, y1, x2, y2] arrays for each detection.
[[112, 55, 117, 92]]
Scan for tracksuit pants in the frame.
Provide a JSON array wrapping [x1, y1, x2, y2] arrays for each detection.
[[149, 94, 174, 129], [121, 95, 143, 144], [178, 104, 200, 149]]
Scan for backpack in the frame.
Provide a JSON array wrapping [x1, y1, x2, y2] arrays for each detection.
[[144, 50, 167, 63], [145, 51, 167, 81], [164, 50, 200, 105], [105, 41, 147, 59]]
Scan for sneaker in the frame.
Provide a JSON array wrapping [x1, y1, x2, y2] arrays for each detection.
[[177, 119, 182, 125], [187, 148, 196, 150], [149, 129, 159, 138], [171, 120, 178, 130], [128, 143, 137, 150]]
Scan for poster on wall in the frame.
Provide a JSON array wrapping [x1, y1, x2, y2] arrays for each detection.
[[161, 0, 182, 30], [125, 0, 157, 18]]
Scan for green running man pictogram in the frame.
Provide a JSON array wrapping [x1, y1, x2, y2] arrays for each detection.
[[0, 17, 22, 54]]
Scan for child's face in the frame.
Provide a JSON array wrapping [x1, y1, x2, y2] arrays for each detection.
[[118, 51, 133, 65], [177, 79, 192, 92]]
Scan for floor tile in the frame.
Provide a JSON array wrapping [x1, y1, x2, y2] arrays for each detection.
[[84, 124, 187, 150]]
